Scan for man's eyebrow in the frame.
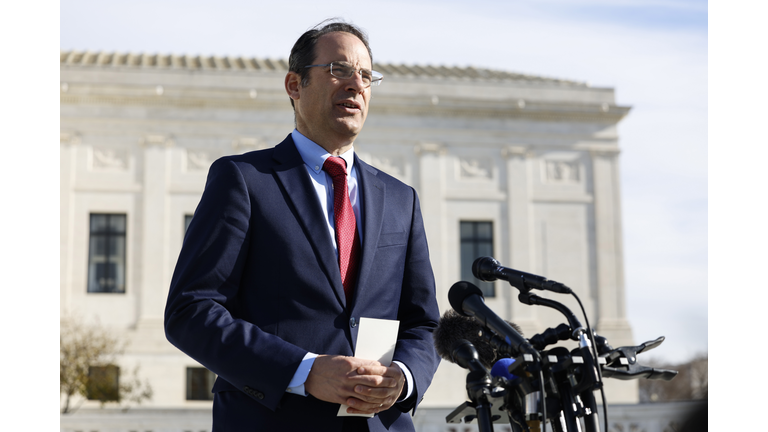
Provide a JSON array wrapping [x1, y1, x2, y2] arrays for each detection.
[[337, 61, 371, 70]]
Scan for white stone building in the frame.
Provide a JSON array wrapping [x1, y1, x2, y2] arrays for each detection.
[[60, 50, 644, 428]]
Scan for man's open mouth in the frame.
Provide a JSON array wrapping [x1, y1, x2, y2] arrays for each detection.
[[337, 100, 361, 110]]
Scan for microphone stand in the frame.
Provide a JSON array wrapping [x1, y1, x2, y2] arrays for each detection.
[[465, 370, 496, 432], [516, 286, 600, 432], [445, 339, 500, 432]]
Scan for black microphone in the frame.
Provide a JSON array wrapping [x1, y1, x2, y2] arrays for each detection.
[[472, 256, 572, 294], [434, 309, 497, 369], [448, 281, 538, 357], [450, 339, 489, 373], [433, 309, 524, 370]]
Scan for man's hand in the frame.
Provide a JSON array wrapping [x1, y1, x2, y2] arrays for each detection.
[[304, 355, 405, 415], [346, 362, 405, 415]]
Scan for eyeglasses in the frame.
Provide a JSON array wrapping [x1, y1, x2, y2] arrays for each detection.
[[304, 61, 384, 87]]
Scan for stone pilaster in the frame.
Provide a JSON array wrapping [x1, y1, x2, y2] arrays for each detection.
[[136, 134, 173, 330], [60, 132, 81, 314], [414, 142, 447, 310], [502, 145, 539, 334], [590, 149, 633, 345]]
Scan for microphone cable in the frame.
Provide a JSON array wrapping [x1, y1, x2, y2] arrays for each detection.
[[570, 290, 608, 432]]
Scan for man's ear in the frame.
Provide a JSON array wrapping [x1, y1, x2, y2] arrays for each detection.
[[285, 72, 301, 102]]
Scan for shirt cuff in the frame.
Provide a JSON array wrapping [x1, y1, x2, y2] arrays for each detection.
[[286, 352, 318, 396], [393, 360, 414, 402]]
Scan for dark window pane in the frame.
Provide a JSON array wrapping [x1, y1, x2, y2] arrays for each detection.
[[108, 215, 126, 233], [186, 367, 216, 401], [88, 214, 126, 293], [477, 241, 493, 258], [90, 214, 108, 232], [476, 223, 493, 239], [459, 221, 495, 297], [91, 235, 106, 255], [460, 222, 474, 240]]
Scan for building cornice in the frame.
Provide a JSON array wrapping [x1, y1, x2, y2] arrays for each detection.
[[60, 91, 629, 123], [60, 50, 588, 87], [60, 51, 630, 123]]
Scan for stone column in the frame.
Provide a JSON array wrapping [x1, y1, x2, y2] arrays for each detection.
[[136, 134, 173, 331], [591, 149, 633, 345], [503, 145, 539, 335], [414, 142, 447, 310], [60, 132, 81, 314], [591, 148, 637, 403]]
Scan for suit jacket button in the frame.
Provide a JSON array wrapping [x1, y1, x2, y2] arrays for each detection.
[[255, 391, 265, 400], [349, 317, 357, 328]]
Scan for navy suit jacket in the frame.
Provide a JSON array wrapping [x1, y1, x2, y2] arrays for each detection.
[[165, 135, 441, 431]]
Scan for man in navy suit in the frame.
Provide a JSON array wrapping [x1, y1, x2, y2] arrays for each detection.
[[164, 20, 441, 431]]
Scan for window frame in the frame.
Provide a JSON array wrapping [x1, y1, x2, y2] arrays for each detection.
[[87, 213, 127, 293]]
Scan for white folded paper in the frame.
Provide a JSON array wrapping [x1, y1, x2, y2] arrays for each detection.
[[337, 317, 400, 417]]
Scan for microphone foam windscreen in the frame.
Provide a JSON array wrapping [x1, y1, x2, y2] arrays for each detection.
[[490, 357, 518, 380], [433, 309, 497, 370]]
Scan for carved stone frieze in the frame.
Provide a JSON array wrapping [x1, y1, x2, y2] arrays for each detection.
[[458, 157, 492, 180], [542, 159, 581, 184], [91, 148, 129, 171], [185, 149, 213, 172]]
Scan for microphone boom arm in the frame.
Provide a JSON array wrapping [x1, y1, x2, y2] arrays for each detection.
[[517, 292, 584, 339]]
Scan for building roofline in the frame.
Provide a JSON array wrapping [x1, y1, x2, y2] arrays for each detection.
[[60, 50, 589, 87]]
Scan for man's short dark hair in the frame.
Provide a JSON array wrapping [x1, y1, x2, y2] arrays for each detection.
[[288, 19, 373, 109]]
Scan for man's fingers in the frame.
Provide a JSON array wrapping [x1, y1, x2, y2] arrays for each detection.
[[356, 364, 388, 376], [350, 374, 394, 388], [346, 363, 406, 413], [305, 356, 402, 408], [355, 384, 395, 397], [345, 396, 390, 414]]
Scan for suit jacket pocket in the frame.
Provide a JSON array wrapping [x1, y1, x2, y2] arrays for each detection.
[[377, 231, 407, 248]]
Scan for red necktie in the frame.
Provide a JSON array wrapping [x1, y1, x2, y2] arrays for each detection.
[[322, 157, 361, 304]]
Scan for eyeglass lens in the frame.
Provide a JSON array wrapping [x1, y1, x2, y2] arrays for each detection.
[[331, 63, 373, 85]]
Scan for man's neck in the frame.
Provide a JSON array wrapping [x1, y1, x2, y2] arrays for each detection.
[[292, 129, 355, 159], [323, 143, 354, 156], [294, 127, 355, 156]]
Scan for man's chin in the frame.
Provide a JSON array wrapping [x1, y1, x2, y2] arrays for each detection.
[[333, 118, 366, 137]]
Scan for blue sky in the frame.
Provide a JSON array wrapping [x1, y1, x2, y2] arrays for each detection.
[[56, 0, 709, 364]]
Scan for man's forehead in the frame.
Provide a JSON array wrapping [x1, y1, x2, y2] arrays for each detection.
[[315, 32, 371, 65]]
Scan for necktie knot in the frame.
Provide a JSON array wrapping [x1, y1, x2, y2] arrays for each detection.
[[322, 157, 347, 179]]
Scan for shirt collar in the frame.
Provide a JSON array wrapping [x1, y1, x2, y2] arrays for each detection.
[[292, 129, 355, 175]]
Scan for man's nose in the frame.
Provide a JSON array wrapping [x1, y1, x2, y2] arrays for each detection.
[[345, 71, 367, 93]]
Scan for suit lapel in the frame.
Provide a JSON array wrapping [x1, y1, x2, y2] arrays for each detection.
[[272, 136, 347, 306], [353, 156, 386, 310]]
